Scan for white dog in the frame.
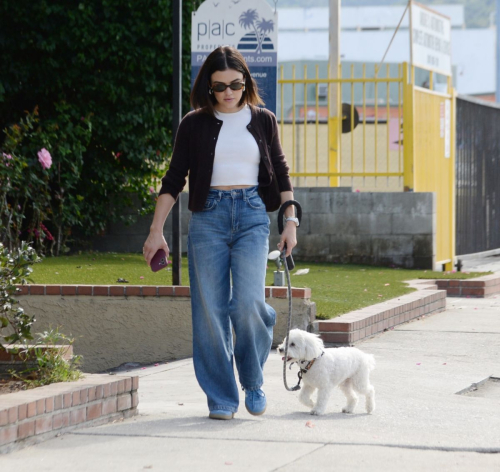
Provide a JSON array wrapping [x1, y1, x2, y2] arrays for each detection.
[[278, 329, 376, 416]]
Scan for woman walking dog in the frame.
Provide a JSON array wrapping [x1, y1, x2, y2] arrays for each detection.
[[143, 46, 298, 420]]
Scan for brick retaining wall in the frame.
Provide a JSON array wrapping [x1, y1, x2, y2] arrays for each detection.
[[435, 274, 500, 298], [0, 374, 138, 454], [14, 284, 315, 372], [15, 284, 310, 299], [313, 290, 447, 345]]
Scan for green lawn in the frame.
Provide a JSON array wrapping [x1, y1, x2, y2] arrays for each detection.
[[29, 252, 491, 320]]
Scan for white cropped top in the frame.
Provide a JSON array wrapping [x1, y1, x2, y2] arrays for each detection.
[[211, 105, 260, 187]]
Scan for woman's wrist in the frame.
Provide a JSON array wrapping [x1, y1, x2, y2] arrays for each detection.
[[149, 225, 164, 235]]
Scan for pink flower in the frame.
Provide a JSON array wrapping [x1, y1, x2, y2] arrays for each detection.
[[149, 186, 155, 194], [37, 148, 52, 169], [40, 223, 54, 241], [3, 153, 12, 159]]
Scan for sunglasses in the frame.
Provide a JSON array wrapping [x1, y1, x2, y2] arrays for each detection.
[[210, 82, 245, 93]]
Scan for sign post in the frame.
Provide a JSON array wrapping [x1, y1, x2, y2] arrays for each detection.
[[328, 0, 341, 188], [191, 0, 278, 114], [497, 0, 500, 102], [172, 0, 182, 286]]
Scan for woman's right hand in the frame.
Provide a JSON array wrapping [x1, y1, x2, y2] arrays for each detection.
[[143, 232, 170, 267]]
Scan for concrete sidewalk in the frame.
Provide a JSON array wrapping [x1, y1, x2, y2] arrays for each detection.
[[2, 297, 499, 471], [2, 258, 500, 471]]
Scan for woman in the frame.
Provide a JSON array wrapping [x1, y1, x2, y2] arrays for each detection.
[[143, 46, 298, 420]]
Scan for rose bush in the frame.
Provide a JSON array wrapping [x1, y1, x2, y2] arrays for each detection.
[[1, 106, 92, 254]]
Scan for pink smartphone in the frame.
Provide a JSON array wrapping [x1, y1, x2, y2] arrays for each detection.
[[150, 249, 169, 272]]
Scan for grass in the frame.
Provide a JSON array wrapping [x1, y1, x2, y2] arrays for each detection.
[[29, 252, 491, 320], [29, 252, 190, 287]]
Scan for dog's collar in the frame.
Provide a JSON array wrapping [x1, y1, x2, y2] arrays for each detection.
[[287, 351, 325, 390], [297, 351, 325, 374]]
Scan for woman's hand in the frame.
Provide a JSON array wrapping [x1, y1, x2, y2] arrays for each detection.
[[143, 231, 170, 267], [277, 221, 297, 257]]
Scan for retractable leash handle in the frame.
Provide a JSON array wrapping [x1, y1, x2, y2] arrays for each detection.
[[277, 200, 303, 392], [277, 200, 302, 270]]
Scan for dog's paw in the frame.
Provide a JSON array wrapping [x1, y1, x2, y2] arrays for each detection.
[[342, 407, 354, 414], [310, 409, 322, 416], [299, 399, 315, 408]]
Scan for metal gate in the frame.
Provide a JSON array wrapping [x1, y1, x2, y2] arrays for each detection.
[[455, 95, 500, 256], [278, 62, 456, 270], [277, 63, 405, 191], [404, 64, 456, 270]]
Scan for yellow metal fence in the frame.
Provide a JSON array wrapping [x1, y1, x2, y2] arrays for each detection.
[[278, 64, 405, 191], [278, 62, 456, 269]]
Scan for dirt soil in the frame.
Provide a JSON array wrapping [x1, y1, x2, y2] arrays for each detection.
[[0, 377, 29, 396]]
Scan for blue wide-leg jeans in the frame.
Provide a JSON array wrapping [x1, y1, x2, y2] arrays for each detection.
[[187, 186, 276, 414]]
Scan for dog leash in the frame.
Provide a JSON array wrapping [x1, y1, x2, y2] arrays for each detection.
[[277, 200, 303, 392]]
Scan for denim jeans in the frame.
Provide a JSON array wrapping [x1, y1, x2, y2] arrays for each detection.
[[187, 186, 276, 413]]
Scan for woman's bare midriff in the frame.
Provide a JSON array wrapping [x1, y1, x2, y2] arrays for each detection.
[[210, 185, 255, 190]]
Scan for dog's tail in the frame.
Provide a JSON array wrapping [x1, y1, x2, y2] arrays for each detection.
[[365, 353, 376, 371]]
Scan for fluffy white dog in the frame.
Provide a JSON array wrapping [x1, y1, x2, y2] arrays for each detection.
[[277, 329, 376, 416]]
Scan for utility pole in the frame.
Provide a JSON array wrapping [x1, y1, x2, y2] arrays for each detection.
[[328, 0, 341, 187], [172, 0, 182, 285], [496, 0, 500, 102]]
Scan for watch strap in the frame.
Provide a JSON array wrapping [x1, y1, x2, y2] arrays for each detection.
[[285, 217, 300, 227]]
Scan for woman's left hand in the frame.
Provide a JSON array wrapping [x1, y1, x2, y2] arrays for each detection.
[[277, 222, 297, 257]]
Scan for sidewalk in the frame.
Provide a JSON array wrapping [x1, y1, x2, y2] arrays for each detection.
[[2, 260, 500, 470]]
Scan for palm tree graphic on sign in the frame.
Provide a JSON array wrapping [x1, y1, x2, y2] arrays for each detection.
[[239, 9, 274, 54]]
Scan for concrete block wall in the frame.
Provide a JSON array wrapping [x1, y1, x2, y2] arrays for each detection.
[[91, 192, 191, 255], [279, 188, 436, 269], [91, 188, 436, 269]]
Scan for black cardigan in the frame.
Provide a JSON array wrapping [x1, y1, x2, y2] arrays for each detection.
[[159, 106, 293, 212]]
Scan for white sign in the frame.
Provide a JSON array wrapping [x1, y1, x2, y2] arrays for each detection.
[[191, 0, 278, 112], [444, 99, 451, 158], [410, 1, 452, 76], [440, 101, 444, 137]]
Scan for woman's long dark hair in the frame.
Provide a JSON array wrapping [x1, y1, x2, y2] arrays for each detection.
[[191, 46, 264, 114]]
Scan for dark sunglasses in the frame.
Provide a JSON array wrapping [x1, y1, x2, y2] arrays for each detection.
[[210, 82, 245, 93]]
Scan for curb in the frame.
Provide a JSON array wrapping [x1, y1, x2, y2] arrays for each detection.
[[0, 374, 138, 454], [435, 274, 500, 298], [313, 290, 447, 345]]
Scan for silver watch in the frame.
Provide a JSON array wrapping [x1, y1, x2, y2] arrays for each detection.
[[285, 217, 300, 227]]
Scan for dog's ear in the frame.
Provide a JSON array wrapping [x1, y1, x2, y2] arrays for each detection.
[[303, 332, 324, 360]]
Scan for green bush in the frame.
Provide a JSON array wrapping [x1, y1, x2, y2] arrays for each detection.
[[1, 107, 92, 254], [1, 243, 83, 385], [11, 328, 83, 387], [0, 242, 42, 351], [0, 1, 201, 252]]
